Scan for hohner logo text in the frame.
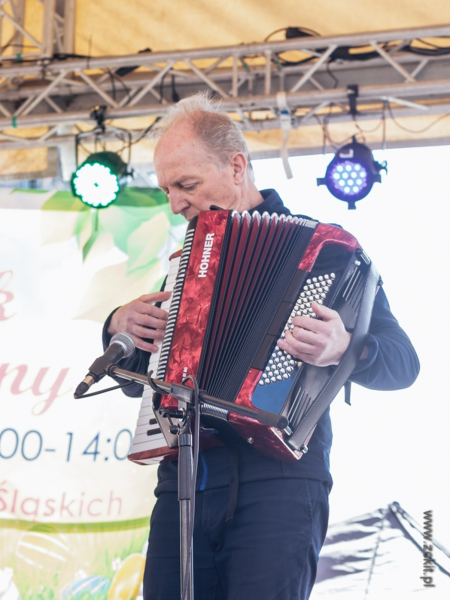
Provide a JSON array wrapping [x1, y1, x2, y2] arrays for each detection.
[[198, 233, 215, 278]]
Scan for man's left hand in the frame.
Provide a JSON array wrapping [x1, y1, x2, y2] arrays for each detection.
[[277, 301, 351, 367]]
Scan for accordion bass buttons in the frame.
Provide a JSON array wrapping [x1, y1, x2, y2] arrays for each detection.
[[260, 272, 335, 386]]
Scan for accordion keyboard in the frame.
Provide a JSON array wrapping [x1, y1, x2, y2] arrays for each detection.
[[156, 228, 194, 380], [128, 254, 181, 463], [148, 256, 180, 378]]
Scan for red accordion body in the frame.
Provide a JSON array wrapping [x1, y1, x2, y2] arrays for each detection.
[[128, 209, 378, 464]]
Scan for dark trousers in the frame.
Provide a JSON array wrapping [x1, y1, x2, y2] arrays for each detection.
[[144, 478, 330, 600]]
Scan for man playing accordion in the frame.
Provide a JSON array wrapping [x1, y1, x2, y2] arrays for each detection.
[[103, 93, 419, 600]]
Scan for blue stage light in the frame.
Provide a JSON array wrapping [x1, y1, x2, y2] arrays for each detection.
[[317, 137, 387, 209]]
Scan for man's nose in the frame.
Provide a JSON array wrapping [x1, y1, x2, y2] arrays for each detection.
[[169, 190, 189, 215]]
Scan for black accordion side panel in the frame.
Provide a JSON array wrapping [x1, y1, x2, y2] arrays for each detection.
[[248, 243, 375, 439], [286, 256, 379, 451]]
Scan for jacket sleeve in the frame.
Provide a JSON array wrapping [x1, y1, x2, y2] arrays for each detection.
[[102, 284, 419, 398], [349, 286, 420, 390]]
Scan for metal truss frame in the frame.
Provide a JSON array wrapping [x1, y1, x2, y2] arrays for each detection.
[[0, 23, 450, 153], [0, 0, 75, 58]]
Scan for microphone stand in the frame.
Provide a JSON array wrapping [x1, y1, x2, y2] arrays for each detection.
[[108, 365, 289, 600]]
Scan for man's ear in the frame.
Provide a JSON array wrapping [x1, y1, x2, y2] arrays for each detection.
[[231, 152, 248, 184]]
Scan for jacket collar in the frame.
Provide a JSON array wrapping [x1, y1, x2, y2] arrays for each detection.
[[251, 189, 291, 216], [251, 189, 313, 221]]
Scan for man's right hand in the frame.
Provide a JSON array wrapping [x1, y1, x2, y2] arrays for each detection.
[[107, 291, 172, 353]]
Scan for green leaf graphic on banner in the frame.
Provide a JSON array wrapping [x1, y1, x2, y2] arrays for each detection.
[[41, 187, 172, 259], [82, 211, 100, 260], [126, 211, 169, 273], [35, 185, 188, 321], [41, 191, 89, 212]]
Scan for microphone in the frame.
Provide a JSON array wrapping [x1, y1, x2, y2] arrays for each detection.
[[74, 333, 135, 398]]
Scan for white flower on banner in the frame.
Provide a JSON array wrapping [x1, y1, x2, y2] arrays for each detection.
[[74, 570, 88, 580], [0, 568, 21, 600], [112, 557, 122, 572]]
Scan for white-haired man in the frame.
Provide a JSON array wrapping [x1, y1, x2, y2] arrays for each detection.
[[104, 94, 419, 600]]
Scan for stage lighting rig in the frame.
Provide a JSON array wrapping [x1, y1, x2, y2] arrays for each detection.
[[317, 137, 387, 209], [70, 106, 132, 208], [71, 151, 129, 208]]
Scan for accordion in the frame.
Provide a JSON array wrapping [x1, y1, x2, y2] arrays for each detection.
[[128, 209, 379, 465]]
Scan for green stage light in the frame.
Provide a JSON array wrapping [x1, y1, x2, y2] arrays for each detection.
[[71, 151, 128, 208]]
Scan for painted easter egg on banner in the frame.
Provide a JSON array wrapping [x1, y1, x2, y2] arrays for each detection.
[[16, 524, 70, 572], [108, 554, 145, 600], [61, 575, 111, 600]]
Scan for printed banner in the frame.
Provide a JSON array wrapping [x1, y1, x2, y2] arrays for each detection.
[[0, 188, 186, 598]]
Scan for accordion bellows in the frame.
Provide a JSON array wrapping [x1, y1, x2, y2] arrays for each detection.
[[128, 209, 379, 464]]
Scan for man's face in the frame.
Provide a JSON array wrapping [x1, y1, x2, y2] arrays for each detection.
[[154, 121, 242, 221]]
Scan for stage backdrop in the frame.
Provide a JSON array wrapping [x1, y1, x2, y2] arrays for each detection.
[[0, 188, 186, 600]]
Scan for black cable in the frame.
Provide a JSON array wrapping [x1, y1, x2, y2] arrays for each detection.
[[315, 104, 356, 151], [314, 96, 387, 151], [404, 41, 450, 56], [181, 375, 200, 600], [417, 38, 444, 49], [326, 61, 339, 88], [381, 101, 387, 150], [171, 74, 180, 103], [273, 53, 315, 67], [130, 116, 161, 146], [387, 102, 450, 133], [116, 137, 130, 157], [159, 71, 167, 103], [108, 69, 132, 101], [351, 114, 366, 143], [351, 106, 386, 134], [261, 26, 320, 66], [75, 380, 134, 399], [77, 140, 93, 156], [264, 26, 320, 43]]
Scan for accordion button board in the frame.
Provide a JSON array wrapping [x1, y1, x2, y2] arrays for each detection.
[[128, 210, 379, 464]]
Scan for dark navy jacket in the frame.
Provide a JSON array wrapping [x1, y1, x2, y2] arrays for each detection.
[[103, 189, 420, 493]]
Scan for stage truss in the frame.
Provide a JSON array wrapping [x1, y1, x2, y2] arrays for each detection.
[[0, 7, 449, 157]]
